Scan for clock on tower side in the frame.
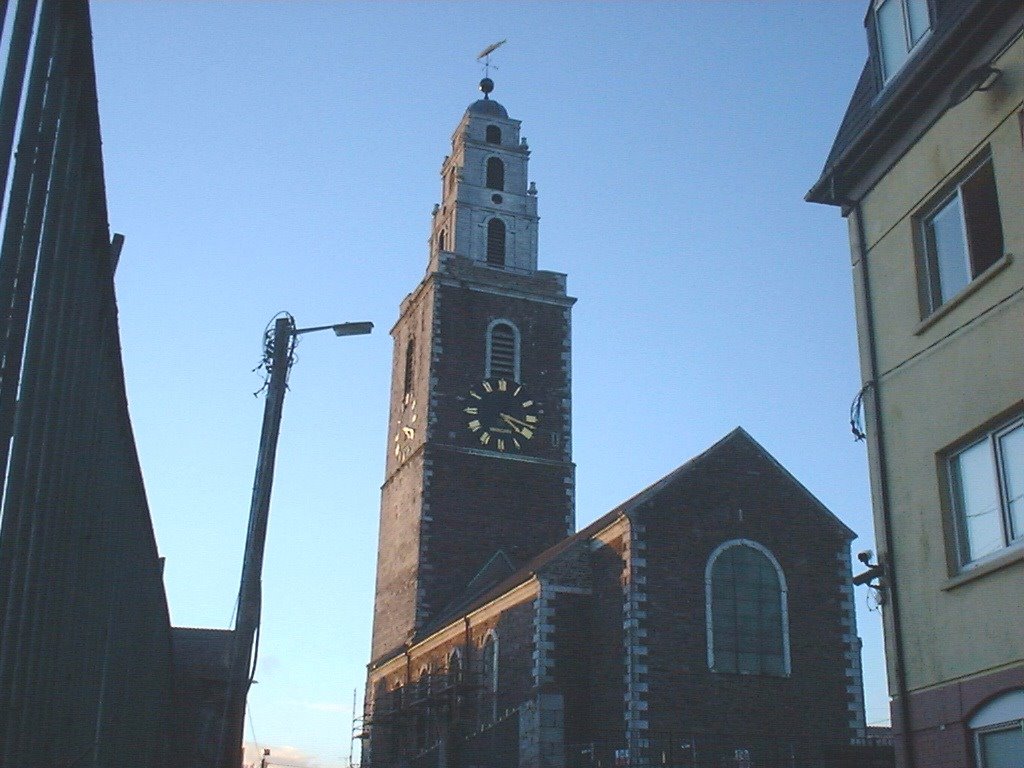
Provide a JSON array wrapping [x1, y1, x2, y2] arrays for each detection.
[[370, 278, 436, 664], [416, 263, 576, 624]]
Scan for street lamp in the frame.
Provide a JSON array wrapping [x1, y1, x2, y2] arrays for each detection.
[[220, 312, 372, 767]]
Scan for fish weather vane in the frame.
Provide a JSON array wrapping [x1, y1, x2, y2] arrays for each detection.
[[477, 39, 506, 79]]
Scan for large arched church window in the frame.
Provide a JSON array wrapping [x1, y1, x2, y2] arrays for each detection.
[[486, 157, 505, 190], [486, 218, 506, 267], [480, 631, 498, 723], [705, 539, 790, 676], [486, 125, 502, 144], [486, 320, 519, 382]]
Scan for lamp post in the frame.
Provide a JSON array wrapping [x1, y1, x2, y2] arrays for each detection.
[[221, 313, 372, 768]]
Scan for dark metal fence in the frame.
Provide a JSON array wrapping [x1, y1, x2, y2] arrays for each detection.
[[0, 1, 174, 765], [564, 732, 893, 768]]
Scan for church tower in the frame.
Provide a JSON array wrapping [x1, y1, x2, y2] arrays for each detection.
[[370, 79, 575, 663]]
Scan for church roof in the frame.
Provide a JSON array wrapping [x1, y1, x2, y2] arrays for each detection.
[[603, 426, 855, 539], [466, 98, 508, 118], [416, 427, 854, 644]]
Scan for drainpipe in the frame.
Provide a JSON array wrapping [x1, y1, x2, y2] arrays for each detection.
[[852, 202, 915, 768]]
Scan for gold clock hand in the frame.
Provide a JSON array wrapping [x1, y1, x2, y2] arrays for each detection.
[[500, 414, 526, 432], [500, 413, 530, 428]]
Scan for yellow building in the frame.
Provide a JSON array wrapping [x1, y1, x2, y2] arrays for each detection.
[[808, 1, 1024, 766]]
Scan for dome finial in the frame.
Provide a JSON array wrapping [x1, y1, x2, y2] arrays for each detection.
[[479, 77, 494, 99]]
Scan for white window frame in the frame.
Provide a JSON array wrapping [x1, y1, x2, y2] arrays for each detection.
[[949, 416, 1024, 569], [969, 690, 1024, 768], [874, 0, 931, 82], [919, 154, 1004, 314], [705, 539, 791, 677], [485, 318, 521, 382]]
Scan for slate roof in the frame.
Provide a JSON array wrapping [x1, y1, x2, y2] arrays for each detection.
[[412, 427, 852, 646], [808, 0, 1016, 205]]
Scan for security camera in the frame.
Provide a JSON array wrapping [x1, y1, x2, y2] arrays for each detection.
[[857, 549, 874, 565]]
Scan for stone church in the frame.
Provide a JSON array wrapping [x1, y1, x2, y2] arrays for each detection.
[[364, 80, 884, 768]]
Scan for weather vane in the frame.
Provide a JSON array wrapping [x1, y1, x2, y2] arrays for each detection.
[[477, 39, 506, 79]]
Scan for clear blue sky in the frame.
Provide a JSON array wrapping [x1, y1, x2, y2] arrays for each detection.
[[90, 3, 879, 766]]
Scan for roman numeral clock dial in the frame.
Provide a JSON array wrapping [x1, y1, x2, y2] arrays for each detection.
[[464, 379, 540, 452], [393, 394, 417, 463]]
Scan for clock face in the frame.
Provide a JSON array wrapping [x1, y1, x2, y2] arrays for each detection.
[[393, 393, 417, 463], [463, 378, 540, 453]]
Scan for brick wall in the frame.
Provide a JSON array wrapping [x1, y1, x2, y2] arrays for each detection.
[[637, 433, 858, 759]]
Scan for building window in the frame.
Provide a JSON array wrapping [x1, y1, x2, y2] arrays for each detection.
[[486, 218, 506, 267], [920, 155, 1004, 313], [874, 0, 930, 82], [448, 648, 463, 685], [969, 690, 1024, 768], [486, 157, 504, 191], [949, 416, 1023, 567], [486, 125, 501, 144], [437, 230, 446, 252], [706, 540, 790, 676], [481, 632, 498, 722], [485, 320, 520, 381], [403, 337, 415, 396]]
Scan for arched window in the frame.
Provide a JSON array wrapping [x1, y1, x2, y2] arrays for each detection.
[[486, 320, 520, 382], [706, 540, 789, 676], [403, 337, 415, 396], [448, 648, 463, 685], [437, 230, 446, 252], [970, 689, 1024, 767], [481, 632, 498, 722], [486, 218, 506, 267], [486, 157, 505, 190], [486, 125, 501, 144]]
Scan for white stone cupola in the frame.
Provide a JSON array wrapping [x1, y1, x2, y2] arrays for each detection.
[[429, 78, 539, 274]]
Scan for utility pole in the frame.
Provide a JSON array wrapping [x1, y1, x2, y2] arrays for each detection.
[[217, 314, 372, 768]]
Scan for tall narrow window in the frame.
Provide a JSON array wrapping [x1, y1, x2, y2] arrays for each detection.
[[875, 0, 930, 82], [486, 157, 505, 190], [706, 540, 789, 676], [403, 337, 415, 396], [448, 648, 463, 685], [920, 155, 1003, 313], [480, 632, 498, 723], [486, 125, 501, 144], [486, 218, 506, 267], [437, 230, 446, 252], [486, 320, 519, 381]]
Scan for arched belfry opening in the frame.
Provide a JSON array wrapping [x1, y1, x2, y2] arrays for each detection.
[[486, 218, 506, 267], [486, 157, 504, 191]]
